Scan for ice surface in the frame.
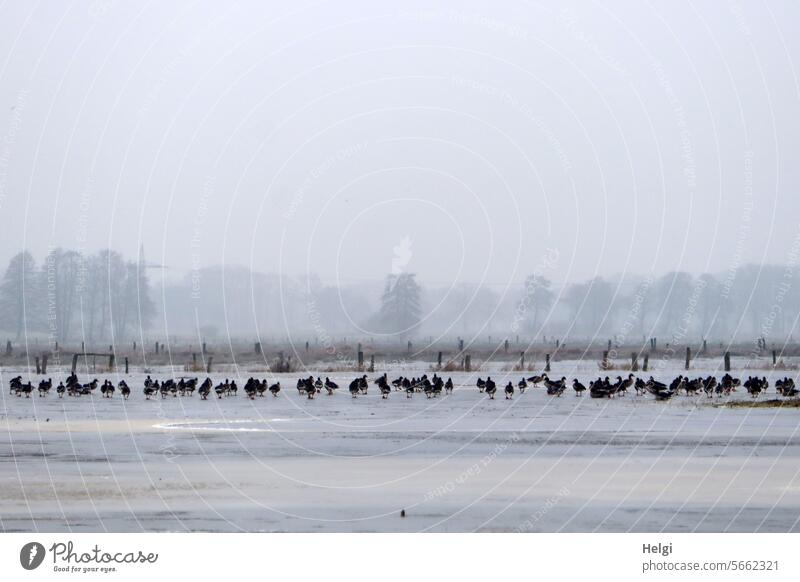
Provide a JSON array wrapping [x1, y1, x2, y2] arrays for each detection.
[[2, 359, 799, 532]]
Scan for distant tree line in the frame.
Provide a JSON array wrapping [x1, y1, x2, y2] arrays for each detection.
[[513, 266, 800, 344], [379, 266, 799, 344], [1, 249, 796, 346], [0, 249, 155, 344]]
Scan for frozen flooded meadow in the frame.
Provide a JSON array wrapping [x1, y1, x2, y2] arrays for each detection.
[[2, 359, 799, 532]]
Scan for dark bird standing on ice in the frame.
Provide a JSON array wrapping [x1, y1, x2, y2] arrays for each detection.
[[484, 377, 497, 399], [572, 379, 586, 396]]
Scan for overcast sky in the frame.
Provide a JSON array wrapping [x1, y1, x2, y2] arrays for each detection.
[[0, 0, 798, 290]]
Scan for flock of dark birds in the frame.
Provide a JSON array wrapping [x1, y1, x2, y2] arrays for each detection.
[[5, 371, 798, 401], [475, 373, 792, 399]]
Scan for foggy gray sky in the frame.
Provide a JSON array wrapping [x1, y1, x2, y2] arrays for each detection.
[[0, 0, 798, 289]]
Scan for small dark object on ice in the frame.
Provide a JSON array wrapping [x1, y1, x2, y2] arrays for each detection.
[[400, 509, 406, 518]]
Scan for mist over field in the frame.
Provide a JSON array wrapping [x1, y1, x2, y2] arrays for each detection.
[[0, 2, 798, 338], [0, 0, 799, 347]]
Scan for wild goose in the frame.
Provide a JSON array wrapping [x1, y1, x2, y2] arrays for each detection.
[[38, 379, 52, 397], [100, 380, 115, 398], [572, 379, 586, 396], [544, 376, 567, 397], [685, 378, 702, 396], [256, 380, 268, 397], [617, 373, 635, 395], [744, 376, 767, 398], [423, 378, 434, 398], [198, 379, 211, 399], [306, 380, 317, 399], [197, 378, 212, 399], [776, 377, 797, 397], [590, 378, 612, 398], [405, 378, 414, 398], [380, 383, 392, 399], [703, 376, 718, 397], [214, 381, 228, 398], [144, 380, 158, 400], [324, 377, 338, 395], [432, 375, 444, 397], [349, 378, 361, 398], [17, 381, 33, 397], [484, 377, 497, 399], [244, 378, 258, 399], [526, 375, 544, 386]]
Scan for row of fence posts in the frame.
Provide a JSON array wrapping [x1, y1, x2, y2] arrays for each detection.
[[609, 348, 736, 373], [202, 342, 752, 376], [8, 338, 785, 377]]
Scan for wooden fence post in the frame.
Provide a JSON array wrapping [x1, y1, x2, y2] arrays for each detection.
[[545, 353, 551, 372], [685, 347, 691, 371]]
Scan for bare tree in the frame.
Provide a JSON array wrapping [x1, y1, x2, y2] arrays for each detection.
[[40, 248, 81, 343], [522, 274, 554, 336], [0, 251, 40, 339]]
